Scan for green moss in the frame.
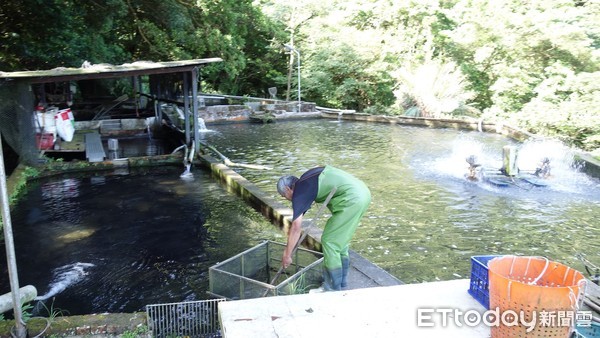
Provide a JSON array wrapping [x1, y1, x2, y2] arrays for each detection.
[[0, 312, 147, 337]]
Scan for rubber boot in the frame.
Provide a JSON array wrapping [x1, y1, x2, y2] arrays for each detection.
[[323, 267, 344, 291], [341, 256, 350, 289]]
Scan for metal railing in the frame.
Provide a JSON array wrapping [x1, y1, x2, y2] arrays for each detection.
[[146, 298, 226, 338]]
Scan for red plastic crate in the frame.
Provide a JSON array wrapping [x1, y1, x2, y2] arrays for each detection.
[[36, 133, 55, 150]]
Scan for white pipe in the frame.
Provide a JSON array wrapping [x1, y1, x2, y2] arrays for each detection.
[[0, 286, 37, 314], [188, 141, 196, 164]]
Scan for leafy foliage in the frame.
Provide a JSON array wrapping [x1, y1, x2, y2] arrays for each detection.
[[0, 0, 285, 96], [0, 0, 598, 151], [518, 69, 600, 151], [0, 0, 128, 69], [262, 0, 598, 151], [120, 325, 148, 338], [393, 60, 475, 117]]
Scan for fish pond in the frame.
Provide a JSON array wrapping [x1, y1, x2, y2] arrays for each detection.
[[0, 167, 282, 315], [199, 119, 600, 283]]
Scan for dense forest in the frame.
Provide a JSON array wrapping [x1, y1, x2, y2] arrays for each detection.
[[0, 0, 598, 154]]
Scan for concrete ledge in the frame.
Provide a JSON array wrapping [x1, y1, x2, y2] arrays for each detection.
[[199, 153, 293, 230], [320, 111, 535, 142], [219, 279, 489, 338], [0, 312, 147, 337], [575, 151, 600, 178]]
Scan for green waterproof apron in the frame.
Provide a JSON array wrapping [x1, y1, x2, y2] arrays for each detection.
[[316, 166, 371, 289]]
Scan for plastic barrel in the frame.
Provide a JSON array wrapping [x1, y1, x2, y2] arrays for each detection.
[[35, 111, 57, 138], [488, 256, 586, 337]]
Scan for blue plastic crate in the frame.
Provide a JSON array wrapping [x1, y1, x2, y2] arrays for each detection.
[[467, 255, 502, 309], [575, 322, 600, 338]]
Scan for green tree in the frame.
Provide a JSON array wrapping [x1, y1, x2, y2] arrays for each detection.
[[393, 60, 475, 117], [261, 0, 399, 110], [0, 0, 288, 97], [118, 0, 286, 96], [0, 0, 128, 70], [518, 66, 600, 151], [441, 0, 599, 114]]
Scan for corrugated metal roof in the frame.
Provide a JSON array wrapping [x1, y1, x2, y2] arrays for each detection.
[[0, 58, 223, 83]]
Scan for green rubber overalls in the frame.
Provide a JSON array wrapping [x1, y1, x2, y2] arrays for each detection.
[[316, 166, 371, 290]]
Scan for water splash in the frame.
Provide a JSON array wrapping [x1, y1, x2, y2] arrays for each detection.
[[431, 136, 502, 180], [197, 118, 214, 133], [35, 263, 95, 300], [180, 164, 194, 180], [517, 139, 596, 194], [431, 136, 599, 197], [146, 117, 156, 140]]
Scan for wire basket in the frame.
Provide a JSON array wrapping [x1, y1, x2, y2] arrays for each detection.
[[208, 240, 323, 299]]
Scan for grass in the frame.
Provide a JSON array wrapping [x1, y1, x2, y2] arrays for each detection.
[[38, 298, 70, 324], [284, 273, 320, 295], [121, 325, 149, 338]]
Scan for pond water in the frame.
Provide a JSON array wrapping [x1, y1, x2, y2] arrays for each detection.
[[0, 167, 282, 315], [199, 119, 600, 283]]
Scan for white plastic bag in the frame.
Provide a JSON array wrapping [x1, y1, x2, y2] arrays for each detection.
[[55, 108, 75, 142]]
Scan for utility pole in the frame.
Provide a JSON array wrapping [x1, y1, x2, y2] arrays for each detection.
[[285, 36, 294, 102], [283, 44, 301, 112], [0, 134, 27, 338]]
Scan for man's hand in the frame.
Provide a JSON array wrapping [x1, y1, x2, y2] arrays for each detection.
[[282, 254, 292, 269], [283, 215, 303, 269]]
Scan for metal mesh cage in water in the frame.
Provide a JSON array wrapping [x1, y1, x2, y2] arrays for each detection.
[[146, 298, 226, 338], [209, 240, 323, 299]]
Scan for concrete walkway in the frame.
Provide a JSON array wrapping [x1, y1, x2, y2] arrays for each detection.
[[219, 279, 490, 338], [345, 250, 403, 289]]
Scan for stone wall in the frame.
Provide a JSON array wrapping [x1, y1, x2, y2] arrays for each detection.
[[201, 101, 317, 123]]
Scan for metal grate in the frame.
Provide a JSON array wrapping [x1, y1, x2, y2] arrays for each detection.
[[146, 298, 226, 338]]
